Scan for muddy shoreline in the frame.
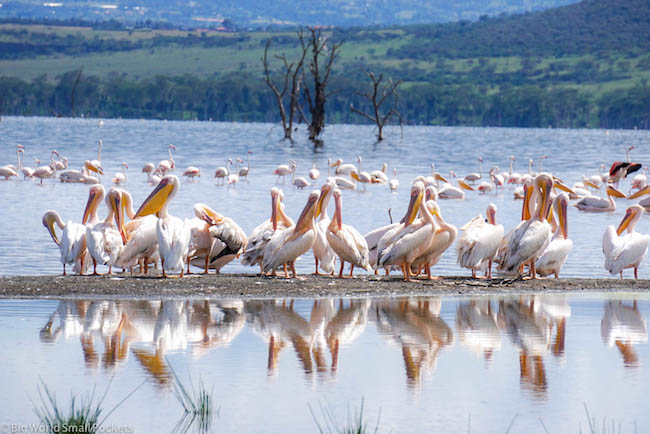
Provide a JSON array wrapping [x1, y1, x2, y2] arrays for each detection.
[[1, 274, 650, 300]]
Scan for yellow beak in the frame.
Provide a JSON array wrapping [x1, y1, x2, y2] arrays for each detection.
[[135, 178, 173, 218]]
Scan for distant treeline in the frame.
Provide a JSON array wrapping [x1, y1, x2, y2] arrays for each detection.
[[1, 72, 647, 129]]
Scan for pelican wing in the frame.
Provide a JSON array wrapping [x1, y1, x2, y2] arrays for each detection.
[[378, 222, 433, 268], [117, 216, 158, 268], [157, 216, 191, 272], [458, 221, 504, 270], [499, 220, 551, 273], [208, 217, 247, 256], [262, 227, 316, 272], [87, 223, 111, 265], [575, 195, 610, 211], [60, 222, 87, 265], [241, 220, 274, 266], [604, 231, 650, 275], [313, 217, 336, 273], [535, 237, 573, 277], [327, 225, 371, 270]]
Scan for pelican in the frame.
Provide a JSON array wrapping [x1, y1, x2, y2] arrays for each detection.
[[331, 158, 357, 176], [134, 175, 191, 277], [273, 160, 295, 183], [498, 173, 554, 278], [85, 186, 127, 275], [0, 166, 18, 180], [188, 203, 247, 274], [463, 157, 483, 184], [628, 185, 650, 210], [262, 190, 321, 278], [242, 188, 294, 273], [157, 144, 176, 175], [312, 181, 336, 275], [33, 150, 60, 184], [457, 204, 504, 279], [377, 182, 436, 281], [365, 220, 399, 274], [350, 169, 371, 190], [43, 207, 89, 276], [603, 205, 650, 279], [309, 164, 320, 181], [411, 200, 458, 280], [327, 188, 371, 277], [115, 190, 159, 274], [389, 168, 399, 191], [182, 166, 201, 181], [215, 159, 232, 184], [112, 162, 128, 185], [238, 150, 252, 179], [291, 162, 310, 189], [438, 178, 474, 199], [535, 193, 572, 278], [371, 163, 388, 184], [574, 186, 626, 212]]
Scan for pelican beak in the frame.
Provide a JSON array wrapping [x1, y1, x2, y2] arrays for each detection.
[[271, 192, 279, 231], [559, 197, 568, 239], [554, 181, 576, 196], [42, 213, 60, 246], [617, 208, 634, 236], [435, 173, 448, 184], [608, 186, 627, 199], [458, 179, 474, 191], [295, 192, 320, 232], [82, 188, 100, 224], [111, 193, 127, 244], [135, 177, 173, 218], [335, 194, 342, 231], [331, 161, 340, 168], [628, 185, 650, 200], [350, 171, 361, 182], [582, 179, 600, 190], [546, 204, 554, 223], [523, 185, 534, 220], [538, 178, 554, 220], [315, 183, 331, 218], [404, 188, 423, 226], [197, 204, 222, 226]]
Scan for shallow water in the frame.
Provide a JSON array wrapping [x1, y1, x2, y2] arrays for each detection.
[[1, 116, 650, 278], [0, 294, 648, 432]]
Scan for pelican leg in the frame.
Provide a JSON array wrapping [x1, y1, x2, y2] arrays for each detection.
[[488, 259, 493, 279], [339, 261, 345, 278], [144, 260, 149, 275], [349, 264, 354, 278], [290, 261, 297, 278], [108, 266, 113, 275], [404, 265, 412, 282], [161, 259, 167, 278], [203, 254, 210, 275], [283, 263, 289, 278], [313, 258, 320, 275], [471, 269, 476, 279], [92, 259, 99, 276], [620, 271, 623, 279]]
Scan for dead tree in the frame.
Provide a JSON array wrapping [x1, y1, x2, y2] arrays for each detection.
[[261, 31, 307, 140], [297, 27, 343, 141], [70, 67, 83, 118], [350, 68, 403, 141]]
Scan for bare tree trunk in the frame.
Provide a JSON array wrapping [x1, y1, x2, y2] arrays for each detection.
[[70, 67, 83, 118]]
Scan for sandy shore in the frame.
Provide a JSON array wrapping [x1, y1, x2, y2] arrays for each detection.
[[1, 273, 649, 299]]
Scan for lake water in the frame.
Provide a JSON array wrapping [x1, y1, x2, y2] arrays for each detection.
[[0, 294, 647, 432], [1, 116, 650, 278]]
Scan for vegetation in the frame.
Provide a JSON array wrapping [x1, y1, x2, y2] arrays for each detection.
[[309, 398, 381, 434], [0, 0, 648, 129], [169, 361, 216, 433]]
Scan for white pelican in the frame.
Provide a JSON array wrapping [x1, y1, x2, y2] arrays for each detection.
[[242, 188, 294, 273], [33, 150, 60, 184], [603, 205, 650, 279], [389, 168, 399, 191], [188, 203, 247, 274], [365, 220, 399, 274], [535, 193, 572, 278], [238, 150, 252, 179], [182, 166, 201, 181], [262, 190, 321, 278], [371, 163, 388, 184], [312, 181, 336, 275], [157, 144, 176, 175], [438, 178, 474, 199], [42, 209, 89, 276], [350, 169, 371, 190], [273, 160, 295, 183], [215, 159, 232, 184], [85, 186, 126, 275], [331, 158, 357, 176], [463, 157, 483, 184], [574, 186, 626, 212], [498, 173, 554, 278], [327, 188, 371, 277], [0, 166, 18, 180], [628, 185, 650, 210], [291, 162, 310, 189], [377, 182, 436, 281], [457, 204, 504, 279], [112, 162, 128, 185], [115, 190, 159, 274], [411, 200, 458, 279], [134, 175, 191, 277], [309, 164, 320, 181]]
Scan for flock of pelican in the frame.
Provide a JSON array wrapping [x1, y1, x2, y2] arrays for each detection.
[[2, 141, 649, 280]]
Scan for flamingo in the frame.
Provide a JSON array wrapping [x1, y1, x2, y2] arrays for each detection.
[[215, 158, 233, 185], [463, 157, 483, 185], [508, 155, 521, 184], [182, 166, 201, 181], [274, 160, 295, 183], [238, 150, 252, 180], [157, 144, 176, 175], [609, 146, 642, 187], [389, 168, 399, 191], [309, 164, 320, 181], [291, 162, 310, 189], [33, 150, 60, 184], [112, 162, 128, 185]]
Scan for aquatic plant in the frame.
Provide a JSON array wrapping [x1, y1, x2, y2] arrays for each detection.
[[168, 361, 216, 433], [33, 377, 143, 433], [309, 398, 381, 434], [579, 403, 631, 434]]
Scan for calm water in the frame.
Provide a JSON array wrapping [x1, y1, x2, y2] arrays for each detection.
[[0, 294, 647, 432], [1, 116, 650, 277]]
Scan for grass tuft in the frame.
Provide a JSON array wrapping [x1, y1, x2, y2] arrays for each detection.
[[168, 359, 216, 433], [309, 398, 381, 434]]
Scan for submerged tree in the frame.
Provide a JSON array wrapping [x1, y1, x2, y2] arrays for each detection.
[[350, 67, 403, 141], [261, 30, 308, 140], [297, 27, 343, 141]]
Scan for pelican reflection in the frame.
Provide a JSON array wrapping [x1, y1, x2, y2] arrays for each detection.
[[456, 299, 501, 363], [601, 300, 648, 367]]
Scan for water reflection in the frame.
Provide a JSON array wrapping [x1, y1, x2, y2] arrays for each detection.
[[601, 300, 648, 367], [35, 296, 649, 394]]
